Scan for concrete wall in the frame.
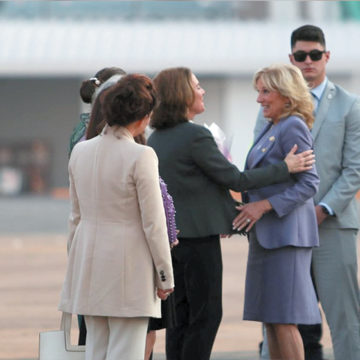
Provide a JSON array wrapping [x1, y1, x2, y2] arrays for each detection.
[[0, 77, 80, 189]]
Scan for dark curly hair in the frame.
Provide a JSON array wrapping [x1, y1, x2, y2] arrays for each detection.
[[102, 74, 156, 127], [150, 67, 194, 130], [79, 67, 126, 104]]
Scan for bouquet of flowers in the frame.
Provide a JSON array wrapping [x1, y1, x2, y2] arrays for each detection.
[[204, 123, 247, 236], [204, 122, 233, 162], [159, 177, 177, 246]]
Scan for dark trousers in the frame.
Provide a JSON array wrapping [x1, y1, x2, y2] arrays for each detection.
[[298, 323, 323, 360], [166, 235, 223, 360], [77, 315, 87, 345]]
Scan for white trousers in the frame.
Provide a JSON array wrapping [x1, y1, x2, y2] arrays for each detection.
[[84, 315, 148, 360]]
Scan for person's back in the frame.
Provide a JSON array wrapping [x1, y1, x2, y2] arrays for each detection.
[[63, 126, 171, 318], [60, 73, 174, 360], [70, 129, 148, 228], [148, 121, 246, 238]]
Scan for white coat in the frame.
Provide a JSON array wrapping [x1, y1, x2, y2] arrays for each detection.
[[59, 125, 174, 318]]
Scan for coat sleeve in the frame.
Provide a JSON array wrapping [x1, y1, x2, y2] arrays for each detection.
[[67, 158, 81, 254], [268, 119, 319, 217], [134, 146, 174, 290], [190, 126, 291, 192], [320, 97, 360, 215]]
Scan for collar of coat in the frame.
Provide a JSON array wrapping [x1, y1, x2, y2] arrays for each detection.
[[101, 124, 135, 142]]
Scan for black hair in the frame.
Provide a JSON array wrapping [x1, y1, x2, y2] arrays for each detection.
[[79, 67, 126, 104], [291, 25, 326, 49]]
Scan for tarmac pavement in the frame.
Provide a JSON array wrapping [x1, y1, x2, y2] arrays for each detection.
[[0, 195, 349, 359]]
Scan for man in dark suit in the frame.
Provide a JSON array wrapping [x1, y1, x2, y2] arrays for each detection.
[[255, 25, 360, 360]]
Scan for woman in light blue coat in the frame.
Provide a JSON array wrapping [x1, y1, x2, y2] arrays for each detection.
[[233, 64, 321, 360]]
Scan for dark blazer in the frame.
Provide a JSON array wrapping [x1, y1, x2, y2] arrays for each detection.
[[147, 122, 292, 238], [246, 116, 320, 249]]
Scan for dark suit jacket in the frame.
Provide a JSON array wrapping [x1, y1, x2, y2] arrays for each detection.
[[147, 122, 291, 238]]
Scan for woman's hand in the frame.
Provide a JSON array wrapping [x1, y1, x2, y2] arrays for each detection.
[[315, 205, 328, 225], [220, 234, 232, 238], [171, 239, 179, 248], [157, 288, 174, 300], [232, 200, 272, 232], [284, 144, 315, 173], [170, 230, 180, 248]]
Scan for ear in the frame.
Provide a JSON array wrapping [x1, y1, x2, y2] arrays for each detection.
[[134, 118, 144, 129], [289, 53, 295, 65], [284, 96, 291, 107], [324, 50, 330, 64], [136, 115, 150, 130]]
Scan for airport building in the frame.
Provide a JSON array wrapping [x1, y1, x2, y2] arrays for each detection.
[[0, 1, 359, 195]]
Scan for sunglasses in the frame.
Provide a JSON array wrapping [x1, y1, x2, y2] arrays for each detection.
[[292, 50, 326, 62]]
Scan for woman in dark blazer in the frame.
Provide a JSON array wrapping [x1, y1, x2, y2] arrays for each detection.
[[147, 67, 315, 360], [233, 64, 321, 360]]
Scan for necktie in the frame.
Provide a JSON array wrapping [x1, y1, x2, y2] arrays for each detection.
[[311, 91, 318, 114]]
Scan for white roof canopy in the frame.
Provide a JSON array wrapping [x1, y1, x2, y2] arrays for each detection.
[[1, 19, 359, 76]]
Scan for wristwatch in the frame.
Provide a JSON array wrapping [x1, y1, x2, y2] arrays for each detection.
[[320, 205, 330, 215]]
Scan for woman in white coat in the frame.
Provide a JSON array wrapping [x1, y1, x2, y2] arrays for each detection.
[[59, 74, 174, 360]]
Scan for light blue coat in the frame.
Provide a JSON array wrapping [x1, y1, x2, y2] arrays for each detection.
[[245, 115, 320, 249]]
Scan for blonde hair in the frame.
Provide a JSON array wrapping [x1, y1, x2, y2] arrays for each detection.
[[253, 63, 314, 129]]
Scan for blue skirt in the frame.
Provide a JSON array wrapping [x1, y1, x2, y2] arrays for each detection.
[[243, 232, 321, 324]]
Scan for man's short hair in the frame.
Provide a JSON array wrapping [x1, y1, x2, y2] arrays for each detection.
[[291, 25, 326, 49]]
